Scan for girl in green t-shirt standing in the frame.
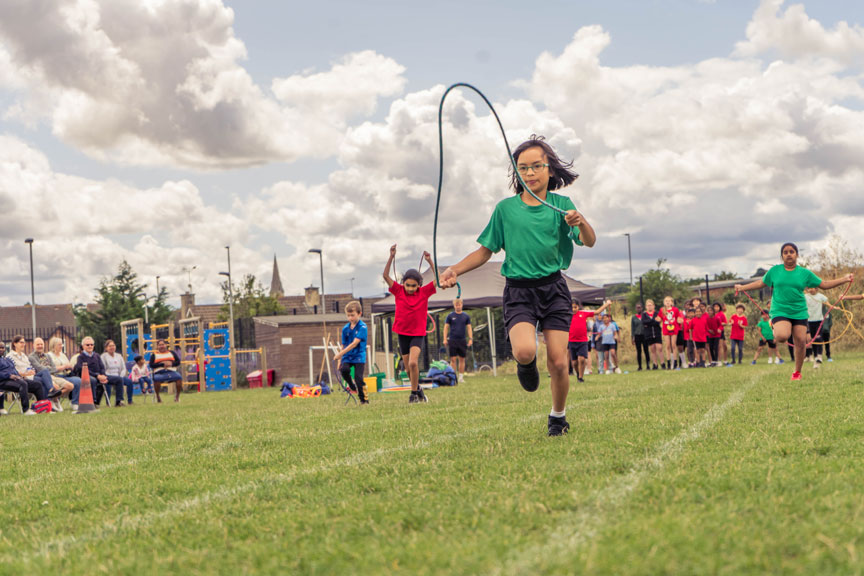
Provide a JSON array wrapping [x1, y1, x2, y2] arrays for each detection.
[[440, 135, 596, 437], [735, 242, 852, 381]]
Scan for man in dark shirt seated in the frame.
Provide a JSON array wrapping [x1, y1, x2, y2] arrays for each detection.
[[0, 340, 47, 415], [73, 336, 125, 407]]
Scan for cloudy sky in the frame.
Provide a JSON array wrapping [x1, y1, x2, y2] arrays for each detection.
[[1, 0, 863, 308]]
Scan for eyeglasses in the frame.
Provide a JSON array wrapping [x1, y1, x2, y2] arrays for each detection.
[[516, 163, 549, 174], [84, 343, 94, 347]]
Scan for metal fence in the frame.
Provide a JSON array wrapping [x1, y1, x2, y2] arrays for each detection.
[[0, 325, 78, 355]]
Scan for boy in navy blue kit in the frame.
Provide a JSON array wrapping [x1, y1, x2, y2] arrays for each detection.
[[444, 298, 473, 383], [333, 301, 369, 404]]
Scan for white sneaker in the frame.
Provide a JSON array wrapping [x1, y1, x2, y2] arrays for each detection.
[[768, 358, 773, 364], [585, 369, 592, 375], [24, 409, 37, 416], [458, 374, 464, 383], [71, 404, 78, 412], [0, 409, 8, 415], [605, 370, 612, 375], [614, 367, 622, 374], [52, 399, 64, 412]]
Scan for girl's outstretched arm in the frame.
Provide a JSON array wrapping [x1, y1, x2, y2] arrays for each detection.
[[735, 279, 766, 293], [383, 244, 396, 289], [440, 246, 493, 288], [819, 273, 854, 291], [565, 210, 596, 247]]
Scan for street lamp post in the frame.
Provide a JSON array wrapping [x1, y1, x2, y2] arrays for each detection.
[[156, 275, 161, 296], [308, 249, 325, 314], [24, 238, 36, 339], [623, 233, 633, 286], [350, 277, 355, 296], [220, 245, 236, 390], [183, 265, 198, 293]]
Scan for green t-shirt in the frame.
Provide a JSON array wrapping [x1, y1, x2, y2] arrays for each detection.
[[763, 264, 822, 320], [477, 192, 582, 279], [757, 318, 774, 340]]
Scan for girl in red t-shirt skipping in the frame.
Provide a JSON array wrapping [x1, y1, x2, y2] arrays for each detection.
[[384, 244, 437, 403]]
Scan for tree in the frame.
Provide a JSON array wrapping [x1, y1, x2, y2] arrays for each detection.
[[713, 270, 739, 281], [627, 259, 691, 309], [74, 261, 174, 349], [801, 235, 864, 277], [219, 274, 285, 320]]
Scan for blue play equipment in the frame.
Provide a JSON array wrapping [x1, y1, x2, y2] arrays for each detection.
[[120, 317, 233, 392]]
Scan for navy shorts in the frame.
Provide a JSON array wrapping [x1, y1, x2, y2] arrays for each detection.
[[568, 341, 589, 360], [397, 334, 425, 356], [758, 339, 777, 349], [503, 272, 571, 334], [695, 341, 706, 350], [448, 338, 468, 357], [771, 316, 808, 328]]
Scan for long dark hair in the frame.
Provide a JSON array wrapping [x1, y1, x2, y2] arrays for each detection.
[[509, 135, 579, 194]]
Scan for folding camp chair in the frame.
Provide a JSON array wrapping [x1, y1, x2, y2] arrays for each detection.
[[1, 391, 37, 414]]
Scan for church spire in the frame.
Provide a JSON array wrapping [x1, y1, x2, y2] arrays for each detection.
[[270, 255, 284, 298]]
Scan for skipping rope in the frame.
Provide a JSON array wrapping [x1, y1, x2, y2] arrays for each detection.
[[432, 83, 576, 298]]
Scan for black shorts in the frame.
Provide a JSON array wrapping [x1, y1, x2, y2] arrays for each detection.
[[758, 339, 777, 349], [503, 272, 571, 334], [602, 342, 617, 351], [397, 334, 425, 356], [645, 336, 661, 346], [771, 316, 808, 328], [568, 341, 589, 360], [676, 332, 685, 347], [448, 338, 468, 357], [695, 341, 706, 350]]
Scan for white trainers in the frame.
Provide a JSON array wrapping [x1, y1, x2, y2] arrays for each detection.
[[52, 399, 64, 412], [24, 409, 37, 416], [768, 357, 773, 364], [458, 374, 464, 383], [605, 370, 612, 375], [71, 404, 79, 412], [614, 367, 622, 374], [0, 409, 8, 415]]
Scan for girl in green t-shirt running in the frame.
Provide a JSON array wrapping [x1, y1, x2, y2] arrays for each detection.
[[440, 135, 596, 437], [735, 242, 853, 381]]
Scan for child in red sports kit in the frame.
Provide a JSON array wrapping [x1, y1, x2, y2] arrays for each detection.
[[441, 135, 596, 437], [658, 296, 683, 370], [691, 305, 709, 367], [568, 299, 611, 383], [383, 244, 437, 404], [729, 304, 748, 365]]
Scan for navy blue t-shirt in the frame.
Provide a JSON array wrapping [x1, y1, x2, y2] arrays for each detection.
[[341, 320, 367, 363], [445, 312, 471, 341]]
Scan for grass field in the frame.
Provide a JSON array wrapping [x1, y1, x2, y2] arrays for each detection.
[[2, 355, 863, 575]]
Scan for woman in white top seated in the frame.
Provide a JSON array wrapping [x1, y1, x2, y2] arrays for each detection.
[[101, 340, 134, 405], [149, 339, 182, 403], [47, 337, 82, 409]]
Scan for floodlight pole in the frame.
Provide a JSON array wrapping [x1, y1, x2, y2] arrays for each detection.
[[25, 238, 36, 339], [623, 233, 633, 286]]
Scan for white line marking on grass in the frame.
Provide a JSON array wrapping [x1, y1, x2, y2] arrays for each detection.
[[497, 376, 760, 576], [15, 413, 547, 563]]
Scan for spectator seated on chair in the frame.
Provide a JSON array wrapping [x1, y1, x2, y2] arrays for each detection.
[[47, 336, 82, 410], [0, 340, 46, 415], [149, 339, 182, 404], [73, 336, 125, 407], [101, 340, 135, 405], [29, 337, 75, 412], [8, 335, 61, 401], [130, 356, 154, 395]]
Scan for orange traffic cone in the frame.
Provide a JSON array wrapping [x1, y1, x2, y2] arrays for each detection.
[[75, 363, 99, 414]]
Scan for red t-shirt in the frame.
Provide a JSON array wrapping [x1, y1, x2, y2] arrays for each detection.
[[729, 314, 748, 340], [682, 318, 693, 341], [568, 310, 595, 342], [715, 311, 728, 335], [389, 281, 437, 336], [660, 306, 682, 335], [691, 315, 708, 342], [706, 315, 722, 338]]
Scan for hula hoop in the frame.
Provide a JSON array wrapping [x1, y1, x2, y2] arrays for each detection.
[[433, 83, 579, 300]]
